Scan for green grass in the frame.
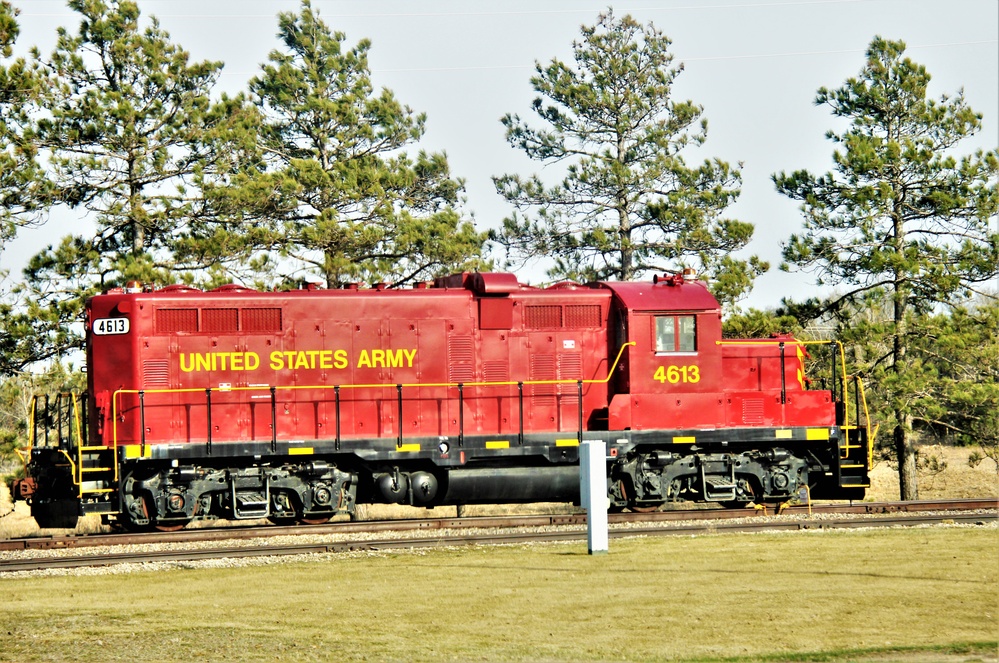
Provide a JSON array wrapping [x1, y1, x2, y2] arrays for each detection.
[[2, 526, 997, 662]]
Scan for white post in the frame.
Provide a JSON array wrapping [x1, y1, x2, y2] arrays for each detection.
[[579, 440, 609, 555]]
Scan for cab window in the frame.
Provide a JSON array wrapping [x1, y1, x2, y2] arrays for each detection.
[[655, 315, 696, 353]]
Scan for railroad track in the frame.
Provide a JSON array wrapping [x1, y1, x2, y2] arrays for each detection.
[[1, 497, 994, 552], [1, 509, 994, 574], [1, 498, 994, 574]]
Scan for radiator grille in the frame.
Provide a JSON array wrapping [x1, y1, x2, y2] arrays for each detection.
[[156, 308, 198, 333], [524, 305, 562, 329], [202, 308, 238, 333], [242, 308, 282, 332], [565, 305, 601, 328]]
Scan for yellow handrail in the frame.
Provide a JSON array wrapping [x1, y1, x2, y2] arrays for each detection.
[[14, 397, 35, 465], [717, 339, 877, 466], [111, 343, 637, 447], [856, 378, 875, 470], [716, 339, 853, 428]]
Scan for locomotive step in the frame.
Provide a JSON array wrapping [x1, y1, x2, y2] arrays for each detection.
[[703, 476, 737, 500], [232, 491, 270, 519]]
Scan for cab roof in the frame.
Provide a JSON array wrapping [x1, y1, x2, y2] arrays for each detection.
[[596, 276, 720, 313]]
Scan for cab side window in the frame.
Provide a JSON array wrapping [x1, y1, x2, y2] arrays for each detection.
[[655, 315, 696, 353]]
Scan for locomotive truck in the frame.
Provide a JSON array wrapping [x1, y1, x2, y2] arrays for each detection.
[[12, 271, 872, 530]]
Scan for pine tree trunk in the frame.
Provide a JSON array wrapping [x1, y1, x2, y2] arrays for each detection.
[[894, 417, 919, 500]]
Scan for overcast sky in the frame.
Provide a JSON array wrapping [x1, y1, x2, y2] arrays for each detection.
[[3, 0, 997, 309]]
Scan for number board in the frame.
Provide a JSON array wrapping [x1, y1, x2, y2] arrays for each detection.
[[93, 318, 130, 336]]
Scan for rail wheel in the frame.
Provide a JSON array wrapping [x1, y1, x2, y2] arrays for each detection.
[[153, 517, 191, 532], [298, 516, 331, 525], [628, 502, 662, 513], [267, 515, 297, 526]]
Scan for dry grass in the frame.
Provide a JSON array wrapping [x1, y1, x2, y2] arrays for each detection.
[[1, 526, 996, 662], [867, 443, 999, 502]]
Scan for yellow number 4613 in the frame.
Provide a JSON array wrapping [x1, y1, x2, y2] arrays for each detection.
[[653, 364, 701, 384]]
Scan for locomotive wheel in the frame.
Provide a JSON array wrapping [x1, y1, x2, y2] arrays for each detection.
[[298, 516, 332, 525], [153, 520, 190, 532], [267, 515, 297, 526], [122, 493, 191, 532], [628, 502, 662, 513]]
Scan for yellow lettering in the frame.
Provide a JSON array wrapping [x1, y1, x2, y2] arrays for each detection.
[[196, 354, 211, 372], [334, 349, 348, 369], [319, 350, 332, 370], [371, 349, 385, 368], [245, 352, 259, 371], [293, 351, 309, 369], [180, 354, 194, 372], [230, 353, 243, 371], [402, 348, 417, 368], [357, 350, 371, 368], [270, 351, 284, 370]]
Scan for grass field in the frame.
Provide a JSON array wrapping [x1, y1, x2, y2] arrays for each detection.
[[2, 525, 996, 662]]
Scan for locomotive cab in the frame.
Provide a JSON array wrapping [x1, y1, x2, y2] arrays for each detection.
[[599, 272, 870, 509], [602, 273, 723, 431]]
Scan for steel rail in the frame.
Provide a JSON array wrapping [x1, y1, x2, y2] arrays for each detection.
[[1, 498, 995, 552], [1, 511, 994, 574]]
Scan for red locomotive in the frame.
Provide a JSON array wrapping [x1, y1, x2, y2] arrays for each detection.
[[14, 271, 872, 529]]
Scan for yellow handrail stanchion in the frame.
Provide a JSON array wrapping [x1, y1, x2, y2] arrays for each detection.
[[112, 343, 637, 447]]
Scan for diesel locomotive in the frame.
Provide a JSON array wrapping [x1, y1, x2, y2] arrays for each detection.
[[13, 271, 872, 530]]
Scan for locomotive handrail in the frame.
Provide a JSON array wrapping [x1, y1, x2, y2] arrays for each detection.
[[109, 342, 637, 450], [716, 339, 874, 467], [13, 397, 36, 464], [855, 377, 875, 470], [21, 393, 103, 498], [23, 393, 87, 456]]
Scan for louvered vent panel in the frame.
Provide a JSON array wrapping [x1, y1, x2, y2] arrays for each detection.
[[482, 361, 509, 384], [156, 308, 198, 333], [448, 335, 475, 383], [524, 305, 562, 329], [565, 305, 601, 328], [143, 360, 169, 388], [558, 353, 583, 404], [202, 308, 238, 333], [242, 308, 282, 332], [530, 353, 556, 406], [742, 399, 765, 425]]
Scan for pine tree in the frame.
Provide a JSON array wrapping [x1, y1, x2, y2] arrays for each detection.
[[492, 10, 765, 303], [0, 0, 52, 252], [773, 37, 999, 499], [7, 0, 227, 367], [29, 0, 224, 284], [195, 0, 484, 288]]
